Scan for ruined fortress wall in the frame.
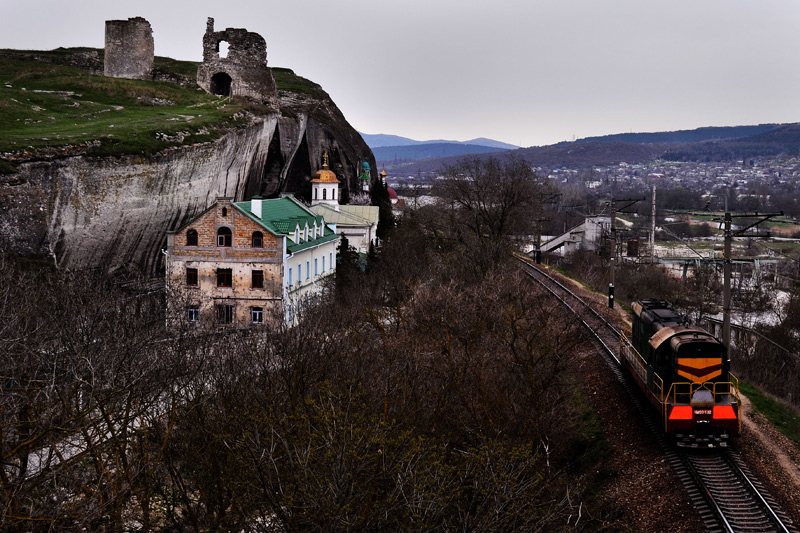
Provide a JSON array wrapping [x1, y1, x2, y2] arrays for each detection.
[[104, 17, 154, 80], [196, 18, 277, 103]]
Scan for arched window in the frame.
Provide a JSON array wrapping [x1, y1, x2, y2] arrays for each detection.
[[218, 40, 229, 59], [333, 188, 337, 199], [217, 227, 232, 247], [252, 231, 263, 248], [314, 188, 318, 200], [323, 188, 327, 200], [222, 207, 228, 217], [186, 229, 198, 246]]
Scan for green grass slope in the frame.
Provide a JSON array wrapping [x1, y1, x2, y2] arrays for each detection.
[[0, 49, 328, 172]]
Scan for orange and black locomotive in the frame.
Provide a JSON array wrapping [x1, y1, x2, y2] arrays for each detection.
[[620, 299, 741, 447]]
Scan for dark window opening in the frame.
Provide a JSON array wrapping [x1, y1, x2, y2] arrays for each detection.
[[251, 307, 263, 324], [186, 267, 198, 286], [217, 304, 234, 324], [252, 231, 263, 248], [186, 229, 198, 246], [252, 270, 264, 289], [217, 227, 232, 247], [187, 306, 199, 323], [323, 188, 327, 200], [222, 207, 228, 217], [217, 268, 233, 287], [210, 72, 233, 97]]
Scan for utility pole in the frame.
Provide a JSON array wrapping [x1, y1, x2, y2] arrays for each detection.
[[719, 210, 782, 351], [650, 185, 656, 265], [533, 193, 559, 265], [608, 196, 645, 308], [610, 198, 616, 308], [723, 211, 731, 349]]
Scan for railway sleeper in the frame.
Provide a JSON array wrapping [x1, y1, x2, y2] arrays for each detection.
[[674, 432, 730, 448]]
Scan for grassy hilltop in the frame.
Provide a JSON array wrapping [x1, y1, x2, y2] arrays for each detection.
[[0, 48, 326, 172]]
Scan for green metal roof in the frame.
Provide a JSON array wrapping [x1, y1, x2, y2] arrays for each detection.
[[233, 197, 337, 253], [287, 231, 338, 253]]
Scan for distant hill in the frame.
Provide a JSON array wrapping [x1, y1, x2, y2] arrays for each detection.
[[393, 141, 661, 173], [372, 143, 509, 162], [360, 132, 517, 163], [360, 132, 518, 150], [661, 123, 800, 162], [381, 122, 800, 174], [360, 134, 421, 148], [577, 124, 782, 145]]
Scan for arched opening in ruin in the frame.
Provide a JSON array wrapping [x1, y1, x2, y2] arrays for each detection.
[[218, 40, 229, 59], [210, 72, 233, 96]]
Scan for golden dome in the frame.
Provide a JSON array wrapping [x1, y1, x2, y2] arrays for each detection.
[[311, 152, 340, 184]]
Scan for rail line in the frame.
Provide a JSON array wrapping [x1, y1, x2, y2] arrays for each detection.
[[517, 256, 798, 533]]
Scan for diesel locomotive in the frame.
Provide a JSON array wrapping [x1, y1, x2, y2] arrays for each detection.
[[620, 299, 741, 447]]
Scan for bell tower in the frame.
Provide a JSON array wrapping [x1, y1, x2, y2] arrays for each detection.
[[311, 153, 341, 210]]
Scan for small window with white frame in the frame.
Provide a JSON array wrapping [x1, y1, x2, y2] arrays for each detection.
[[217, 227, 232, 247], [187, 306, 200, 323], [251, 306, 263, 324]]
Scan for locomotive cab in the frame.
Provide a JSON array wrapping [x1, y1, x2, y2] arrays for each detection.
[[624, 300, 741, 447]]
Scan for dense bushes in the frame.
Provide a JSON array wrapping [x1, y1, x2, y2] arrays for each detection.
[[0, 158, 600, 531]]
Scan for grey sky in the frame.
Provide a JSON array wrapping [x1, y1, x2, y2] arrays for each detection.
[[4, 0, 800, 147]]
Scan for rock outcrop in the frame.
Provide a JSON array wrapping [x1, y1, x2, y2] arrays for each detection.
[[1, 92, 376, 277]]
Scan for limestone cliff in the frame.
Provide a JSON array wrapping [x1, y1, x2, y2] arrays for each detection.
[[0, 88, 376, 277]]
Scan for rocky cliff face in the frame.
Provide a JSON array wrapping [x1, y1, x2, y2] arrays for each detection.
[[0, 93, 376, 277]]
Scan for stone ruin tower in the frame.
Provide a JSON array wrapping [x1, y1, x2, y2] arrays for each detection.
[[104, 17, 154, 80], [196, 18, 277, 103]]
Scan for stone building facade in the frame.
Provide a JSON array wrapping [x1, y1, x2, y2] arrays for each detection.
[[104, 17, 154, 80], [196, 18, 277, 103], [166, 196, 338, 327]]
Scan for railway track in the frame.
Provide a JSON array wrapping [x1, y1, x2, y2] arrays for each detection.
[[518, 256, 798, 533]]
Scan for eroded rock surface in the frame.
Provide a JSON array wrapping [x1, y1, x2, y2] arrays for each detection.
[[1, 98, 375, 277]]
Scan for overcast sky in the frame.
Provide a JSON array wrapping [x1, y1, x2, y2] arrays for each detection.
[[4, 0, 800, 147]]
